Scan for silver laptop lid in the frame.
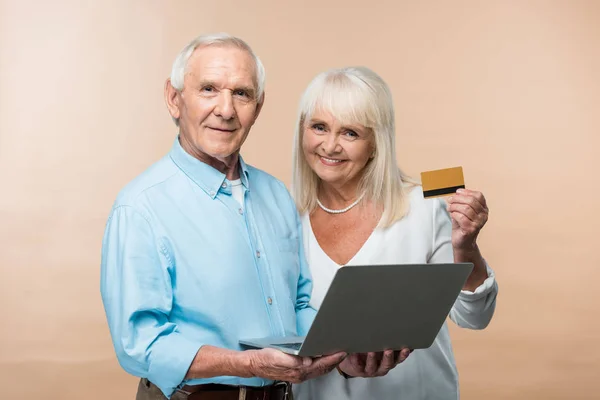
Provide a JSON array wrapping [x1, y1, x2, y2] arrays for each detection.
[[295, 262, 474, 356]]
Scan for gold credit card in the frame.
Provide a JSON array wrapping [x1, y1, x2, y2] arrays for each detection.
[[421, 166, 465, 198]]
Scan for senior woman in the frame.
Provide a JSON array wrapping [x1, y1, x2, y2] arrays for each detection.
[[290, 66, 498, 400]]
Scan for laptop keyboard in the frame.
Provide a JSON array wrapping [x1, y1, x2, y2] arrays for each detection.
[[278, 342, 303, 350]]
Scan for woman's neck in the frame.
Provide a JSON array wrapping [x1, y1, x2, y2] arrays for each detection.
[[318, 181, 362, 209]]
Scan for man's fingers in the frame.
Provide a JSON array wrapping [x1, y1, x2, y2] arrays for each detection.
[[300, 356, 313, 367], [325, 352, 347, 364], [305, 352, 347, 380], [312, 352, 346, 370], [258, 348, 304, 369]]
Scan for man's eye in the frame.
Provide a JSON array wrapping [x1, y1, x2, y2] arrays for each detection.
[[234, 90, 248, 97], [202, 86, 215, 92]]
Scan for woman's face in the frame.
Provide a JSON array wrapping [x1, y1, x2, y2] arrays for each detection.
[[302, 110, 375, 189]]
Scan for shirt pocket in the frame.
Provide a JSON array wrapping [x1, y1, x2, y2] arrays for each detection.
[[273, 237, 301, 303], [276, 237, 299, 253]]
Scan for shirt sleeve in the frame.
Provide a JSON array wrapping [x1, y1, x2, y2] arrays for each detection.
[[100, 205, 202, 398], [292, 203, 317, 335], [429, 198, 499, 330]]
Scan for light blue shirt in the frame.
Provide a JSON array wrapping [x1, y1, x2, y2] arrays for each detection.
[[100, 137, 316, 398]]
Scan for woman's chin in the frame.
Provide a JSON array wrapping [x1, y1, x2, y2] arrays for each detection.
[[315, 174, 348, 187]]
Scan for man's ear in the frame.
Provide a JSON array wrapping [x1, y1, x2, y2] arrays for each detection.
[[251, 92, 266, 125], [164, 78, 181, 121]]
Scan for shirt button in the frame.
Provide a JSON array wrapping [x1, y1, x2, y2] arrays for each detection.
[[256, 251, 261, 258], [267, 297, 273, 305], [209, 190, 215, 197], [238, 208, 244, 215], [221, 182, 227, 188]]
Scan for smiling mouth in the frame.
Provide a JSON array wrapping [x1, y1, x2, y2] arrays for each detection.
[[319, 156, 346, 165], [208, 127, 236, 133]]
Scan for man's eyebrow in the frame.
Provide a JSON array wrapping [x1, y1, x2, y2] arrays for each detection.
[[196, 80, 256, 95], [197, 79, 217, 88], [235, 86, 256, 95]]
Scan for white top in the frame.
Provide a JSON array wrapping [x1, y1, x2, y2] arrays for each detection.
[[293, 188, 498, 400], [229, 178, 244, 210]]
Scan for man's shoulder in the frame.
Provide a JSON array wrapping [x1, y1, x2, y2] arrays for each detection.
[[113, 155, 179, 208], [245, 163, 289, 192], [244, 163, 298, 218]]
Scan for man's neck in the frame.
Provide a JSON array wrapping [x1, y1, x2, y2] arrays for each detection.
[[214, 153, 240, 180], [179, 136, 241, 180]]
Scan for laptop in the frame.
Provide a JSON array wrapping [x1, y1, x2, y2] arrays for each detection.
[[239, 262, 474, 357]]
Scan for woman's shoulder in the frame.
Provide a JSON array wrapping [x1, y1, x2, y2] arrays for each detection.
[[391, 184, 446, 227], [405, 184, 431, 214]]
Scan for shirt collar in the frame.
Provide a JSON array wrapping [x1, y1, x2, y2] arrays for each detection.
[[169, 136, 250, 199]]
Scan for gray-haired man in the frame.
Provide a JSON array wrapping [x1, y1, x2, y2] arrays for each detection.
[[100, 33, 346, 400]]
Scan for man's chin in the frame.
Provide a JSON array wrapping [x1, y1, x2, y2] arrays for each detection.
[[206, 148, 240, 162]]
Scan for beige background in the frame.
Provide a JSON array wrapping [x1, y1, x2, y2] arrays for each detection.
[[1, 0, 599, 398]]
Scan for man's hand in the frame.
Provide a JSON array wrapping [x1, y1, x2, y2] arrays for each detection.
[[246, 348, 347, 383], [338, 348, 412, 378]]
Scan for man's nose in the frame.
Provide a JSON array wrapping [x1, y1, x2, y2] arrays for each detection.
[[214, 91, 235, 120]]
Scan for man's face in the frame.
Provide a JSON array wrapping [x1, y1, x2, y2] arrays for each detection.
[[167, 45, 262, 164]]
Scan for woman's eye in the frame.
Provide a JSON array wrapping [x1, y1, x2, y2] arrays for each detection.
[[312, 124, 326, 132], [344, 130, 359, 138]]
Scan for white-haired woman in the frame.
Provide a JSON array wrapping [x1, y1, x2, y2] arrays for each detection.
[[291, 67, 498, 400]]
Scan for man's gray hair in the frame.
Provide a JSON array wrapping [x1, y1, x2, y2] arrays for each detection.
[[170, 32, 266, 100]]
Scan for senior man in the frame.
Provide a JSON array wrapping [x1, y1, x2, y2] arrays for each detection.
[[100, 33, 347, 400]]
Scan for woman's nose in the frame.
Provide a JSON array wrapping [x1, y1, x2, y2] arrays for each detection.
[[321, 134, 340, 154]]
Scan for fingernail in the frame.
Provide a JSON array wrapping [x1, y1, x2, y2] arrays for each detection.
[[457, 189, 464, 193], [448, 196, 453, 202]]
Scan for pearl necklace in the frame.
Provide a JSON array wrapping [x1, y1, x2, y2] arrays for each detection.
[[316, 193, 365, 214]]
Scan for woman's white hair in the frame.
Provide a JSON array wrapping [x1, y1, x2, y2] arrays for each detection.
[[169, 33, 266, 125], [291, 66, 417, 228]]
